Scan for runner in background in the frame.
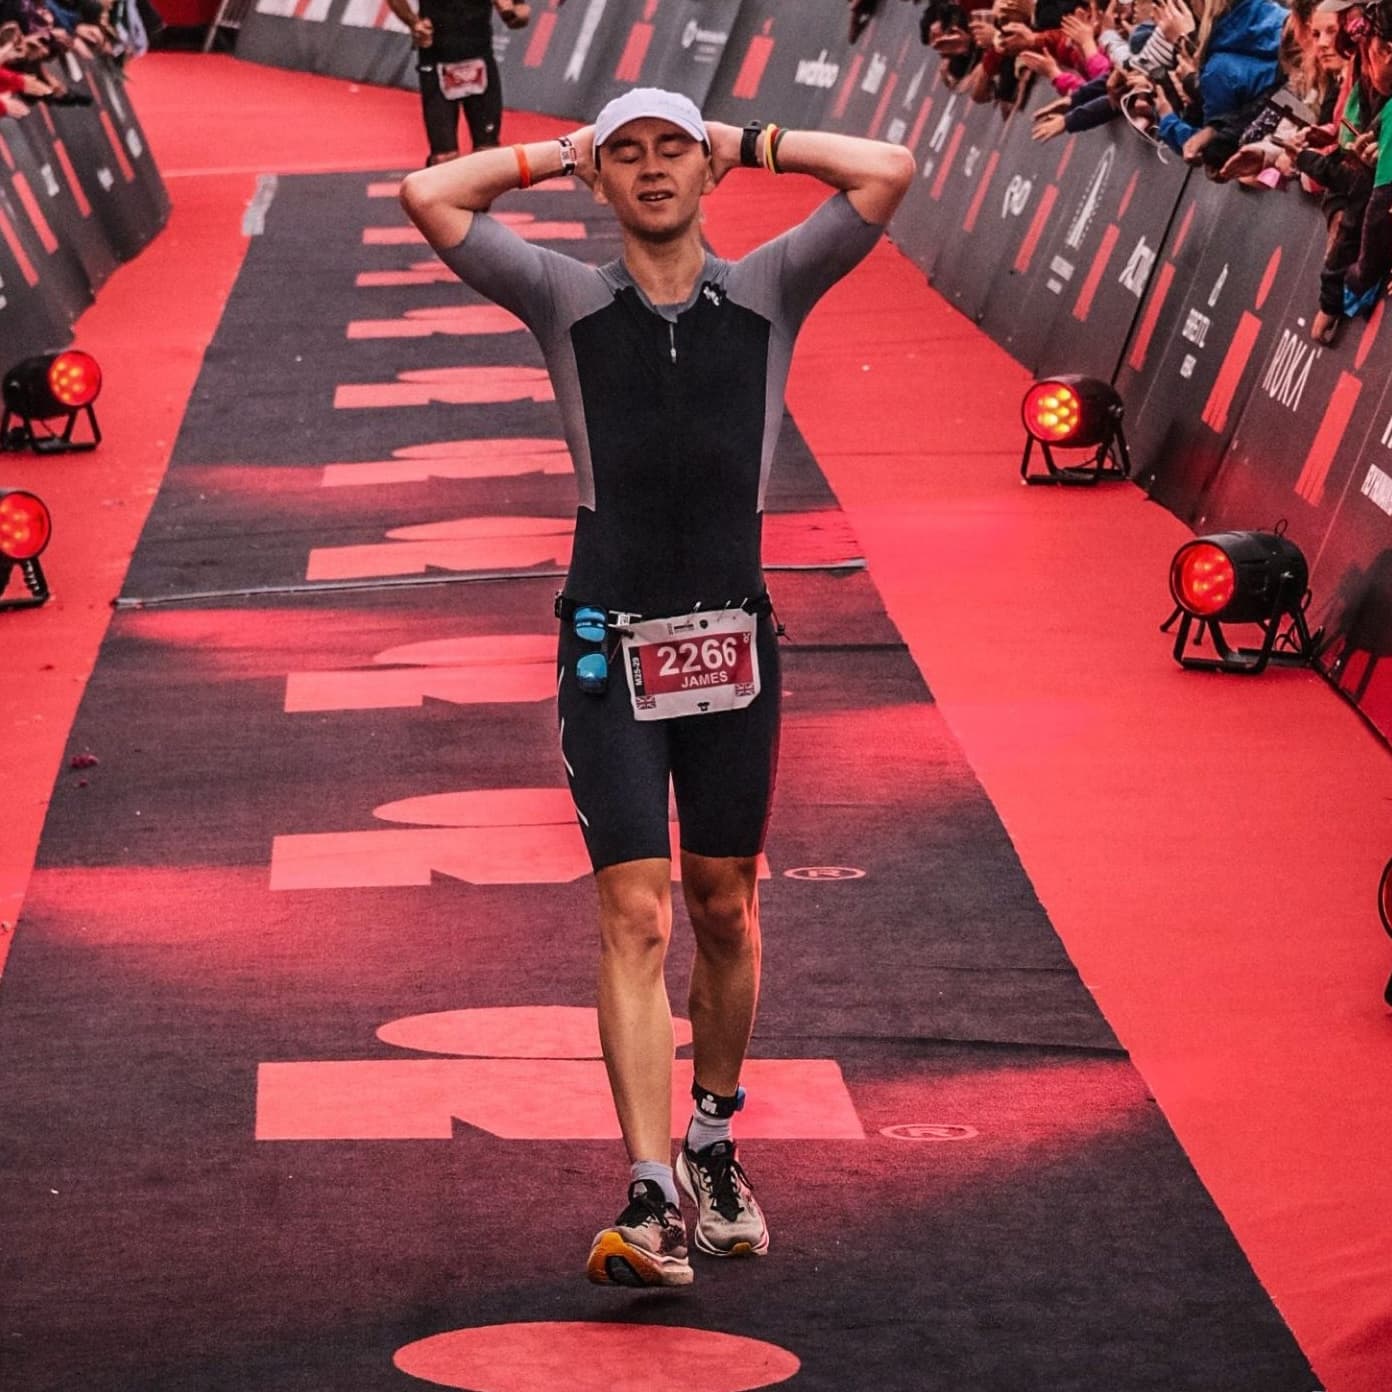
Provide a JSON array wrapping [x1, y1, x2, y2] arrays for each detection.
[[386, 0, 530, 166]]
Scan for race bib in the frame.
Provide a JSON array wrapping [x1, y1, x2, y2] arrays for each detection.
[[621, 607, 760, 722], [439, 58, 488, 100]]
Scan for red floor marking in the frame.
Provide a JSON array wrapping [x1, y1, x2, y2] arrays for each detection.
[[393, 1322, 800, 1392], [286, 637, 554, 712], [363, 218, 586, 244], [373, 634, 555, 665], [333, 366, 555, 409], [270, 824, 593, 887], [270, 822, 771, 889], [256, 1056, 861, 1140], [285, 664, 555, 710], [356, 266, 455, 287], [377, 1005, 695, 1058], [374, 788, 576, 827], [305, 516, 573, 581], [346, 305, 525, 339], [321, 437, 571, 486], [367, 180, 400, 197]]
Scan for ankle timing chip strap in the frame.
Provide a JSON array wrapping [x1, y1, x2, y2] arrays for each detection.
[[692, 1082, 746, 1120]]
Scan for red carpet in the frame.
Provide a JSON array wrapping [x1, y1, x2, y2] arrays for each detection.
[[1, 52, 1389, 1392]]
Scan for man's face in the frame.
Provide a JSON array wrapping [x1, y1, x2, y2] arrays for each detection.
[[594, 118, 714, 242], [1368, 32, 1392, 92]]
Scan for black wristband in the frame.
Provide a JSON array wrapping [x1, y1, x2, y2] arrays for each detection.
[[740, 121, 764, 168]]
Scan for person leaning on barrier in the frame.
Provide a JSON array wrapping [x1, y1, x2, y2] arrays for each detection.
[[386, 0, 530, 167]]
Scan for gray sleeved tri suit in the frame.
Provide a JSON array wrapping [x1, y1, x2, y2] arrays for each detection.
[[439, 192, 882, 870]]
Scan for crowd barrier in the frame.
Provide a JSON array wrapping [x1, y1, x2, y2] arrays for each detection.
[[235, 0, 1392, 740], [0, 57, 169, 362]]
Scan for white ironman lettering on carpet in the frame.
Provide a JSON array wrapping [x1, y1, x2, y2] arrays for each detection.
[[1361, 463, 1392, 517]]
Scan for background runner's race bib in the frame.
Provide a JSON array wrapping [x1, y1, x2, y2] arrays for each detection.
[[621, 608, 760, 722], [439, 58, 488, 99]]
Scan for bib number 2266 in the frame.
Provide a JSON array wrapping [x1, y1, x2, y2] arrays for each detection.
[[621, 607, 760, 721]]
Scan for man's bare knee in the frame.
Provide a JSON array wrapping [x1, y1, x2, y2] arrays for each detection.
[[683, 855, 758, 950], [597, 860, 672, 961]]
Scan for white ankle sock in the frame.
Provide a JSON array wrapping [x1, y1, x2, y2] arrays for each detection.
[[630, 1160, 678, 1207]]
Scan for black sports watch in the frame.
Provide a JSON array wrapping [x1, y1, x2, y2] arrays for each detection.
[[740, 121, 764, 168]]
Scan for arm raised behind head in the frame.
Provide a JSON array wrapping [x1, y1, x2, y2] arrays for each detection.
[[707, 121, 915, 225], [399, 126, 596, 252]]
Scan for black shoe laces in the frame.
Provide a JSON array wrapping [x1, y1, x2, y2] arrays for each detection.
[[698, 1148, 748, 1222]]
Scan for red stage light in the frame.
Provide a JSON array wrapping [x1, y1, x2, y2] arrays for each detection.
[[0, 489, 51, 561], [1018, 375, 1130, 484], [1170, 541, 1235, 618], [1023, 382, 1082, 443], [2, 350, 103, 453], [47, 351, 102, 410], [1164, 528, 1315, 674]]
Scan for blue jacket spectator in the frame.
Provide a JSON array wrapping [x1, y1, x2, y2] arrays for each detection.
[[1157, 0, 1286, 152]]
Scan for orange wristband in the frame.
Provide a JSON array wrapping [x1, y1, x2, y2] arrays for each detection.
[[513, 144, 532, 189]]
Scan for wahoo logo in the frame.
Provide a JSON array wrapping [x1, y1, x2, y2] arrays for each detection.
[[1064, 146, 1114, 251], [1261, 329, 1320, 413], [796, 49, 840, 88], [564, 0, 608, 82]]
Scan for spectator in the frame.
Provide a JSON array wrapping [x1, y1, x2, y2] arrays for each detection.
[[1152, 0, 1286, 163]]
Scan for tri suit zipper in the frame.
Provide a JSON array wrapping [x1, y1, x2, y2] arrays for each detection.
[[668, 321, 677, 364]]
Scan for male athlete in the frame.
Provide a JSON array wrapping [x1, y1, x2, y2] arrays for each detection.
[[386, 0, 530, 165], [401, 89, 912, 1287]]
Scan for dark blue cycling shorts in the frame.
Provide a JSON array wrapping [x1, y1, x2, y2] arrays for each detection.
[[556, 615, 781, 873]]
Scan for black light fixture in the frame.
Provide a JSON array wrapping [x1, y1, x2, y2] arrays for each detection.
[[1, 350, 103, 453], [1163, 525, 1318, 674], [0, 487, 53, 610], [1019, 375, 1131, 484], [1379, 858, 1392, 1007]]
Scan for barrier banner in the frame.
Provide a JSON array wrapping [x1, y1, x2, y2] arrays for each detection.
[[1115, 176, 1307, 523], [8, 114, 118, 294], [326, 0, 418, 93], [0, 59, 168, 363], [705, 0, 847, 128], [236, 0, 344, 78], [979, 122, 1184, 379], [580, 0, 743, 110]]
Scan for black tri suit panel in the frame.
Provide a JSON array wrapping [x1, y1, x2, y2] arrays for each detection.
[[436, 194, 883, 869], [566, 285, 771, 619]]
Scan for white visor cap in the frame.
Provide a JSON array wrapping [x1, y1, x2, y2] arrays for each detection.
[[594, 87, 708, 150]]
